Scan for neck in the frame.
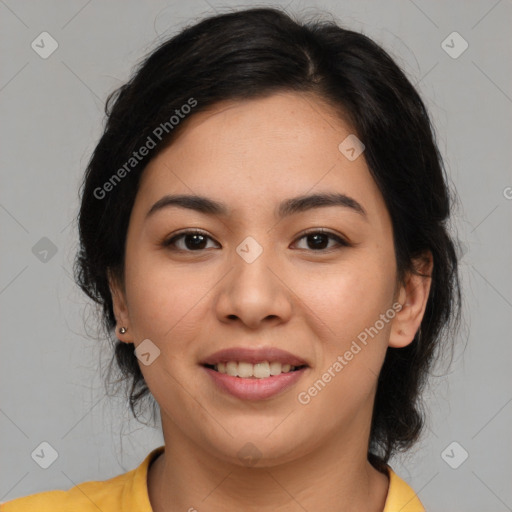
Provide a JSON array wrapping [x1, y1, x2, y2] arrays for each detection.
[[148, 414, 390, 512]]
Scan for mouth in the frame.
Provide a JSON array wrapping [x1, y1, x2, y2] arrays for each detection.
[[200, 347, 309, 400]]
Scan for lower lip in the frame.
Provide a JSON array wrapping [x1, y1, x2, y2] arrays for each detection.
[[202, 366, 307, 401]]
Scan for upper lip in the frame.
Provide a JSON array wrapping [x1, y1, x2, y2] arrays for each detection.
[[200, 347, 309, 367]]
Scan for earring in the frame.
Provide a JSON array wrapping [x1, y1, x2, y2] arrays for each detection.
[[119, 326, 127, 334]]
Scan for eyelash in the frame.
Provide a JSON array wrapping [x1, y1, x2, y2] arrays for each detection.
[[161, 228, 350, 253]]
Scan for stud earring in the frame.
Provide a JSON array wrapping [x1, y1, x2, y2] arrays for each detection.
[[119, 326, 127, 334]]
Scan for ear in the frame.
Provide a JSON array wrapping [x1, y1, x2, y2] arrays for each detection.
[[389, 251, 433, 349], [107, 268, 133, 344]]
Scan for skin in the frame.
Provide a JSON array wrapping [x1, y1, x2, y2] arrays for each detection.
[[108, 91, 433, 512]]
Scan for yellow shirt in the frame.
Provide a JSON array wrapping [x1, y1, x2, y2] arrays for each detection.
[[0, 445, 425, 511]]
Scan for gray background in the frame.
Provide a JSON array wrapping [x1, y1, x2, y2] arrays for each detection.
[[1, 1, 511, 510]]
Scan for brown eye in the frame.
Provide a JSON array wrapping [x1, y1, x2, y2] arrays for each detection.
[[293, 229, 350, 251], [162, 230, 219, 251]]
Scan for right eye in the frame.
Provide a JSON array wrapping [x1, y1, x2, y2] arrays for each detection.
[[161, 229, 220, 252]]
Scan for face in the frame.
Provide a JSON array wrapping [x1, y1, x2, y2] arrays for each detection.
[[109, 91, 431, 467]]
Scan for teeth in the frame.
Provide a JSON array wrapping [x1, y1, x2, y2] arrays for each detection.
[[238, 362, 253, 378], [253, 362, 270, 379], [269, 361, 281, 376], [213, 361, 298, 378], [226, 361, 238, 377]]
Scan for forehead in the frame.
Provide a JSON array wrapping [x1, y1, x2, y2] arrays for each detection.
[[135, 92, 388, 224]]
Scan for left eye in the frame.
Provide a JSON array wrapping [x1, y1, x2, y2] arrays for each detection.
[[162, 229, 349, 252], [293, 230, 349, 251]]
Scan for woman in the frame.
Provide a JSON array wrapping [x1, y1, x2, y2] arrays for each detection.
[[1, 6, 461, 511]]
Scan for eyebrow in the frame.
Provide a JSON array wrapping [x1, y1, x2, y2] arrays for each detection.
[[145, 192, 367, 221]]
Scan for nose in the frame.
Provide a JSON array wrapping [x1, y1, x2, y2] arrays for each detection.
[[214, 241, 293, 330]]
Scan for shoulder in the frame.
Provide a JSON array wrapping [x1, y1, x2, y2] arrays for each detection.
[[0, 472, 130, 512], [0, 446, 165, 512], [383, 466, 426, 512]]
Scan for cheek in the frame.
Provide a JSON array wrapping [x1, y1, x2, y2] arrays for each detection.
[[304, 257, 394, 329], [297, 249, 396, 367], [123, 252, 211, 400], [124, 248, 215, 341], [292, 262, 395, 420]]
